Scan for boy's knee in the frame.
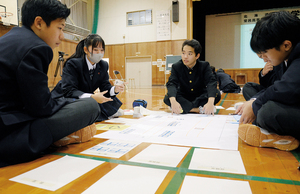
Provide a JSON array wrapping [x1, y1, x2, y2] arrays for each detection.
[[76, 98, 100, 115], [88, 98, 100, 112], [256, 101, 278, 127]]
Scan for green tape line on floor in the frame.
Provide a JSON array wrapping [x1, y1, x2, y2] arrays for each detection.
[[216, 93, 228, 115], [163, 147, 195, 194], [53, 151, 300, 187]]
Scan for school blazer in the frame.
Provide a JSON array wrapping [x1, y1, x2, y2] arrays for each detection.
[[252, 42, 300, 115], [258, 62, 284, 88], [166, 59, 217, 101], [0, 26, 69, 127], [216, 72, 236, 90], [61, 58, 114, 98]]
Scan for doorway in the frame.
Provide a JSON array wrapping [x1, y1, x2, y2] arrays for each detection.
[[125, 56, 152, 88]]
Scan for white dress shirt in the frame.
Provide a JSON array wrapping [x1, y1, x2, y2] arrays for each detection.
[[79, 56, 116, 99]]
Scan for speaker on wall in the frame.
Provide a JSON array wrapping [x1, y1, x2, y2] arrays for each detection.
[[172, 0, 179, 22]]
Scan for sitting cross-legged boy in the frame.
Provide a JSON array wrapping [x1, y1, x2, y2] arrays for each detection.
[[163, 39, 220, 115], [236, 11, 300, 151], [0, 0, 101, 167]]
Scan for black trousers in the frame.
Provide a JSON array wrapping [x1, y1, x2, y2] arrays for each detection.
[[96, 96, 122, 122], [0, 98, 100, 167], [163, 90, 221, 113], [242, 82, 265, 101], [222, 83, 241, 93], [256, 101, 300, 141]]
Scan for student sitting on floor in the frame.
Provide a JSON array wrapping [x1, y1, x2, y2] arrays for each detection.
[[163, 39, 220, 115], [211, 66, 241, 93], [55, 34, 125, 122], [236, 11, 300, 151], [0, 0, 100, 167]]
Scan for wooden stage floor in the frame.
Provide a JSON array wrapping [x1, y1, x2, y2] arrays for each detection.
[[0, 86, 299, 193]]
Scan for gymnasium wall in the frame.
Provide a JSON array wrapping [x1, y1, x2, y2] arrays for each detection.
[[96, 0, 187, 45]]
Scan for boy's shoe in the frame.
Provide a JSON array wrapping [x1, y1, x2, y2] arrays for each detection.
[[108, 109, 124, 119], [238, 124, 299, 151], [115, 109, 124, 117], [53, 123, 97, 147]]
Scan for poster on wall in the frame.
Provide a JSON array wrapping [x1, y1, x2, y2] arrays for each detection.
[[156, 10, 171, 41]]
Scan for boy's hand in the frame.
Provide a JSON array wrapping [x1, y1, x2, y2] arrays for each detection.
[[239, 100, 256, 124], [203, 97, 215, 115], [262, 62, 273, 76], [170, 97, 183, 114], [203, 103, 214, 115]]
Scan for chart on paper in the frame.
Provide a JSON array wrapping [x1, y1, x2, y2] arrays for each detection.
[[96, 114, 239, 150]]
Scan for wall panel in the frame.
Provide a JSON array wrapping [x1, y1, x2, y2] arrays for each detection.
[[125, 43, 138, 57], [111, 44, 125, 80], [48, 39, 78, 88], [156, 41, 172, 85], [137, 42, 157, 57], [171, 40, 184, 56], [222, 68, 261, 85]]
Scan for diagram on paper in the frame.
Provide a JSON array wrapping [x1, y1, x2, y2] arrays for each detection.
[[95, 114, 239, 150], [81, 139, 141, 158]]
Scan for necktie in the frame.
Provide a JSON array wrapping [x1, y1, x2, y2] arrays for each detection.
[[89, 69, 94, 80]]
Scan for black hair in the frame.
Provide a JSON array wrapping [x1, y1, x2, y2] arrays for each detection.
[[65, 34, 105, 64], [21, 0, 70, 28], [210, 66, 216, 72], [182, 39, 202, 56], [216, 68, 224, 73], [251, 11, 300, 53]]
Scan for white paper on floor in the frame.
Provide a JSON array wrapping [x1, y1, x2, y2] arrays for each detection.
[[188, 148, 246, 174], [10, 155, 104, 191], [82, 164, 169, 194], [180, 176, 252, 194], [129, 144, 190, 167]]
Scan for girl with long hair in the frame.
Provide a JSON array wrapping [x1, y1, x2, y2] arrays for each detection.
[[60, 34, 124, 121]]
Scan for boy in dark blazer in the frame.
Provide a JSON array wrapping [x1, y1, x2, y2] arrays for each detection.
[[237, 11, 300, 151], [242, 61, 284, 101], [0, 0, 100, 167], [163, 39, 220, 115]]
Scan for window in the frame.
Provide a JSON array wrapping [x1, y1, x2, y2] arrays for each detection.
[[127, 9, 152, 26]]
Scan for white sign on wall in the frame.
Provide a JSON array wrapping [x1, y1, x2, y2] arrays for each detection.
[[156, 10, 171, 41]]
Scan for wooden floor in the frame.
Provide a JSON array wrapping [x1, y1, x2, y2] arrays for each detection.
[[1, 86, 300, 194]]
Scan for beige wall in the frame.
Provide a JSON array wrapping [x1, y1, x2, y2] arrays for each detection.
[[97, 0, 188, 45], [206, 14, 241, 69]]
